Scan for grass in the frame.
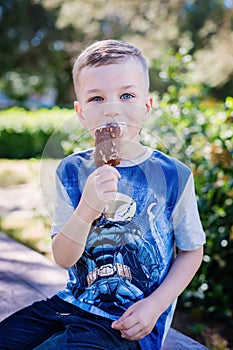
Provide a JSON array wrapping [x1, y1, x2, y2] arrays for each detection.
[[0, 158, 40, 186], [0, 214, 52, 258]]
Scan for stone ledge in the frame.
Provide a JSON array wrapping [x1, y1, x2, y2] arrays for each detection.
[[0, 232, 209, 349]]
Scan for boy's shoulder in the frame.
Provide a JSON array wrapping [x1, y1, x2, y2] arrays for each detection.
[[63, 148, 94, 162], [58, 148, 94, 166], [56, 149, 95, 177], [150, 149, 191, 176]]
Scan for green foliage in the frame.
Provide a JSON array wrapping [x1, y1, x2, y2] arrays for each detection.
[[144, 52, 233, 323], [172, 96, 232, 322], [0, 0, 71, 103], [0, 107, 89, 158], [0, 0, 232, 104]]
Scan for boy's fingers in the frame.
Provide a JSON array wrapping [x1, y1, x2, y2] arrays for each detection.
[[120, 323, 141, 338], [112, 309, 135, 330], [96, 172, 119, 187], [112, 307, 131, 324], [96, 164, 121, 179], [82, 165, 120, 213], [101, 164, 121, 175]]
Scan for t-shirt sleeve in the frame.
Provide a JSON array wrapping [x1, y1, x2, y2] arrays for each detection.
[[171, 172, 206, 250], [50, 172, 74, 238]]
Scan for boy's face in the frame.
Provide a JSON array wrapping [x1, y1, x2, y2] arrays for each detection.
[[74, 58, 152, 141]]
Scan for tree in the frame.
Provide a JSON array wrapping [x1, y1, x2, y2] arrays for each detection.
[[0, 0, 232, 105], [178, 0, 233, 99], [0, 0, 71, 104]]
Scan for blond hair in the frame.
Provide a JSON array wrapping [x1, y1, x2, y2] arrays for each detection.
[[72, 39, 149, 97]]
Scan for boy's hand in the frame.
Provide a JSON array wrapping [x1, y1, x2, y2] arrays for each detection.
[[111, 297, 159, 341], [81, 164, 121, 222]]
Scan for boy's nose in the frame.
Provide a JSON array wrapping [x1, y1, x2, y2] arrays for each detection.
[[104, 105, 121, 117], [104, 111, 121, 117]]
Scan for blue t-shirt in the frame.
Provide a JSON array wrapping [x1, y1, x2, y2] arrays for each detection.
[[51, 147, 205, 350]]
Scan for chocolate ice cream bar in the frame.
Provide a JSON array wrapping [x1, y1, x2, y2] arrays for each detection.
[[94, 122, 122, 166]]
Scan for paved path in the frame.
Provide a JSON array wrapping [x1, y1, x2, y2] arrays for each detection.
[[0, 183, 42, 216]]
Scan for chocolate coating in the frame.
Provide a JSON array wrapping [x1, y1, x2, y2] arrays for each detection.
[[94, 123, 121, 166]]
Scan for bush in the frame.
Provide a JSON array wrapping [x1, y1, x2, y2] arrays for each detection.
[[0, 107, 90, 159], [145, 91, 233, 322], [144, 50, 233, 323]]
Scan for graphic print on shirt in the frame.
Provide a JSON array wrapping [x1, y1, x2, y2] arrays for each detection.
[[70, 191, 164, 315]]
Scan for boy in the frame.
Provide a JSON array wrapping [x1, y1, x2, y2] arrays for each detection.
[[0, 39, 205, 350]]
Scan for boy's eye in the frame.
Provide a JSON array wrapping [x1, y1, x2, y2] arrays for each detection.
[[88, 96, 103, 102], [120, 93, 134, 100]]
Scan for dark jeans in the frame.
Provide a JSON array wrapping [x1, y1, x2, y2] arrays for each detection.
[[0, 295, 141, 350]]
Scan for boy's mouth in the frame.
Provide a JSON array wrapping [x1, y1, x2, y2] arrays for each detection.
[[95, 122, 126, 137]]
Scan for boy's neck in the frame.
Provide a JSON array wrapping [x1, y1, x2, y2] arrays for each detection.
[[119, 138, 149, 162]]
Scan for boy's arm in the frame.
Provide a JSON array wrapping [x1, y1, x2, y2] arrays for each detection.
[[52, 165, 120, 268], [51, 199, 96, 268], [112, 246, 203, 341]]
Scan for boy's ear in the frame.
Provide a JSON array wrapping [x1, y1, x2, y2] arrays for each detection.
[[144, 96, 153, 119], [74, 101, 86, 127]]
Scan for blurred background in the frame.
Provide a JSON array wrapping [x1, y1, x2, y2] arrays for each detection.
[[1, 0, 233, 107], [0, 1, 232, 349]]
